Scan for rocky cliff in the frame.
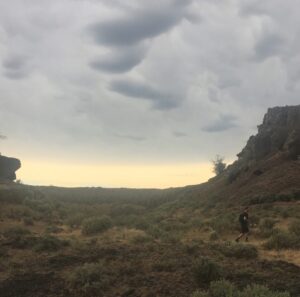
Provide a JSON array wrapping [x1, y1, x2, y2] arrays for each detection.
[[238, 105, 300, 161], [227, 105, 300, 182], [0, 155, 21, 181]]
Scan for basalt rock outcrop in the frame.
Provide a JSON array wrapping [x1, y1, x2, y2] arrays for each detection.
[[227, 105, 300, 182], [238, 105, 300, 161], [0, 155, 21, 181]]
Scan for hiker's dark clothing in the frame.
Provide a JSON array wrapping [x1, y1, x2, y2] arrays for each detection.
[[239, 211, 249, 234]]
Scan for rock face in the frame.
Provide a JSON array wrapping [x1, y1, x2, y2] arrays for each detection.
[[227, 105, 300, 183], [238, 105, 300, 162], [0, 155, 21, 181]]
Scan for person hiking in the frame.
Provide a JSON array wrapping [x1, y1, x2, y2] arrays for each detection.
[[235, 207, 249, 242]]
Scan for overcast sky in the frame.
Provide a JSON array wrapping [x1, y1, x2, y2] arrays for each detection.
[[0, 0, 299, 187]]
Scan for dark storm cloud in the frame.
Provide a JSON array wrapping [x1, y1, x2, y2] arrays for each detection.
[[88, 2, 190, 47], [1, 0, 300, 169], [110, 79, 179, 110], [89, 45, 146, 73], [2, 56, 29, 80], [202, 114, 238, 133], [254, 33, 285, 61]]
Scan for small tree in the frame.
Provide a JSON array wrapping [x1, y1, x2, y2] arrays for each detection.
[[212, 155, 226, 176]]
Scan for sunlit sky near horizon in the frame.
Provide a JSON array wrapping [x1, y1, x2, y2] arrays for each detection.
[[0, 0, 299, 188]]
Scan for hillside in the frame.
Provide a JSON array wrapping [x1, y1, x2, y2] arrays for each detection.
[[0, 105, 300, 297]]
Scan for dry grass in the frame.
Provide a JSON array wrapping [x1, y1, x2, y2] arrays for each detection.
[[259, 249, 300, 266]]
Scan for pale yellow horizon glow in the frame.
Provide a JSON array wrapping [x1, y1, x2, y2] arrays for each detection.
[[18, 159, 214, 189]]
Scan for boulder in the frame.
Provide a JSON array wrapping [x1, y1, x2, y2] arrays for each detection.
[[0, 155, 21, 181]]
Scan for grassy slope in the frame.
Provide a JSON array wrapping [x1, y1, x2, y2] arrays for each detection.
[[0, 153, 300, 297]]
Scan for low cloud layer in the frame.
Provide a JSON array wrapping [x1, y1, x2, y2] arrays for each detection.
[[0, 0, 299, 170], [110, 79, 179, 109]]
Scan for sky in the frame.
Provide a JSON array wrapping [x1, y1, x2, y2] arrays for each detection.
[[0, 0, 299, 188]]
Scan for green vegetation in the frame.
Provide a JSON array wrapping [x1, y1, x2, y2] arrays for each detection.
[[191, 280, 290, 297], [212, 155, 226, 176], [218, 243, 258, 259], [264, 231, 300, 250], [192, 257, 222, 285], [33, 235, 69, 252], [81, 216, 112, 235], [0, 183, 300, 297], [288, 220, 300, 236], [67, 262, 108, 293]]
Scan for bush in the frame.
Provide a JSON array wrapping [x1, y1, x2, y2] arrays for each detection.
[[240, 284, 290, 297], [192, 257, 222, 285], [209, 231, 219, 241], [45, 225, 63, 234], [220, 243, 258, 259], [264, 231, 300, 250], [130, 234, 153, 244], [260, 218, 276, 229], [212, 155, 226, 176], [68, 262, 108, 292], [0, 247, 8, 257], [191, 291, 209, 297], [66, 214, 86, 228], [81, 216, 112, 235], [209, 214, 237, 234], [3, 226, 31, 238], [34, 235, 69, 252], [258, 218, 278, 238], [210, 279, 236, 297], [190, 281, 290, 297], [23, 217, 34, 226], [152, 259, 178, 272], [288, 220, 300, 236]]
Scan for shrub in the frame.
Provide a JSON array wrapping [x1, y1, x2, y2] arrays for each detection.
[[191, 291, 209, 297], [264, 231, 300, 250], [240, 284, 290, 297], [3, 226, 31, 238], [0, 247, 7, 257], [221, 243, 258, 259], [68, 262, 108, 292], [209, 279, 236, 297], [260, 218, 276, 229], [258, 218, 278, 238], [190, 281, 290, 297], [81, 216, 112, 235], [209, 231, 219, 241], [66, 214, 86, 228], [130, 234, 153, 244], [23, 217, 34, 226], [192, 257, 222, 285], [2, 227, 36, 249], [152, 259, 177, 272], [146, 225, 164, 239], [34, 235, 69, 252], [288, 220, 300, 236], [212, 155, 226, 176], [209, 213, 237, 234], [45, 225, 63, 234]]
